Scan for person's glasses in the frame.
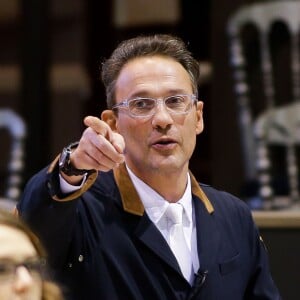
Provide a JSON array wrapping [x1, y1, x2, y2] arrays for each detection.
[[112, 94, 197, 118], [0, 258, 46, 282]]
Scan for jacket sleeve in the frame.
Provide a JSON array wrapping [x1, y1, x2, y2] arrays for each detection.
[[17, 156, 96, 268]]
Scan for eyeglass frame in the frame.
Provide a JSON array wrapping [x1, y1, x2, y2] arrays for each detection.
[[0, 258, 46, 282], [111, 94, 198, 118]]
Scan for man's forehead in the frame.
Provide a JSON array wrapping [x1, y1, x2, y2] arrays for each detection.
[[115, 56, 192, 101]]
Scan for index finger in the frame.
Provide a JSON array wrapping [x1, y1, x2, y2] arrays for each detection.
[[84, 116, 110, 137]]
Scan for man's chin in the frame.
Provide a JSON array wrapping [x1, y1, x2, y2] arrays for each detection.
[[149, 156, 184, 172]]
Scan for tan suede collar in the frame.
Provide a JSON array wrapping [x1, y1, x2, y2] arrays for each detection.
[[113, 164, 214, 216]]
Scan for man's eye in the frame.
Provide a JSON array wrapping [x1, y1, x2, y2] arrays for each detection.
[[132, 99, 154, 109], [166, 95, 185, 106], [167, 96, 184, 103]]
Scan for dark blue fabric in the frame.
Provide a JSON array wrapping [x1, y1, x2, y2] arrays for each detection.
[[18, 168, 281, 300]]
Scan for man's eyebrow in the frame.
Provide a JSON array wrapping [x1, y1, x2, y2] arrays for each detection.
[[127, 89, 190, 99], [125, 91, 152, 99]]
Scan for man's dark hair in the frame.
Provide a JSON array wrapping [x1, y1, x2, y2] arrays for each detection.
[[101, 34, 201, 109]]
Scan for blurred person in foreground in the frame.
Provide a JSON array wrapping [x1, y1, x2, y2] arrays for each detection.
[[0, 208, 63, 300], [17, 34, 280, 299]]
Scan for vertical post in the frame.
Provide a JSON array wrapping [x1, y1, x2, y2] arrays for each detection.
[[20, 0, 50, 182], [85, 0, 114, 114]]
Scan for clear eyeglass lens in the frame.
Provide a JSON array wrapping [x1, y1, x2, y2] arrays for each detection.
[[129, 95, 193, 116], [23, 260, 44, 276], [0, 264, 13, 280], [0, 259, 45, 281], [129, 98, 156, 115]]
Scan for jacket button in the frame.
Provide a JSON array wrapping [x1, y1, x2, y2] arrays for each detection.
[[78, 255, 84, 262]]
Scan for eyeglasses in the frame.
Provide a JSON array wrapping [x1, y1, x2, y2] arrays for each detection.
[[0, 258, 46, 282], [112, 94, 197, 118]]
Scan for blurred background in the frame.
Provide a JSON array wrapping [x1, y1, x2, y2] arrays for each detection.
[[0, 0, 223, 196], [0, 0, 299, 298]]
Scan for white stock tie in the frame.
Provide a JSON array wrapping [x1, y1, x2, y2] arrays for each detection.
[[165, 203, 193, 283]]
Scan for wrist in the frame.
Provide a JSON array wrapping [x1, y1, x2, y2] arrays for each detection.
[[59, 171, 86, 187], [59, 142, 89, 176]]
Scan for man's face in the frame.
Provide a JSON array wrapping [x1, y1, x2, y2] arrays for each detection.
[[113, 55, 204, 179]]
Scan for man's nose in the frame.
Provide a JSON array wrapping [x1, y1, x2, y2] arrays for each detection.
[[13, 266, 34, 293], [151, 101, 174, 128]]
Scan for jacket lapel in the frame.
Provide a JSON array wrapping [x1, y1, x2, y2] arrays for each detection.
[[134, 212, 182, 274], [113, 164, 217, 275], [113, 164, 181, 273], [193, 196, 220, 272]]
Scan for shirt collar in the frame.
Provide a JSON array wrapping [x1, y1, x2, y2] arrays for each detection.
[[126, 166, 193, 225], [112, 163, 214, 216]]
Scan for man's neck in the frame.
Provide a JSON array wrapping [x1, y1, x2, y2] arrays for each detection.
[[126, 164, 189, 203]]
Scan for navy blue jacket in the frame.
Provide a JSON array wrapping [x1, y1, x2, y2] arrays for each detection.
[[18, 163, 280, 300]]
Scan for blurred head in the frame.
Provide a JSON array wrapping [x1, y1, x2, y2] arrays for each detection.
[[0, 209, 63, 300], [102, 34, 201, 109]]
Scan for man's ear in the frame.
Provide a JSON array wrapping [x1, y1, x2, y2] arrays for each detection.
[[101, 110, 118, 131], [195, 101, 204, 135]]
